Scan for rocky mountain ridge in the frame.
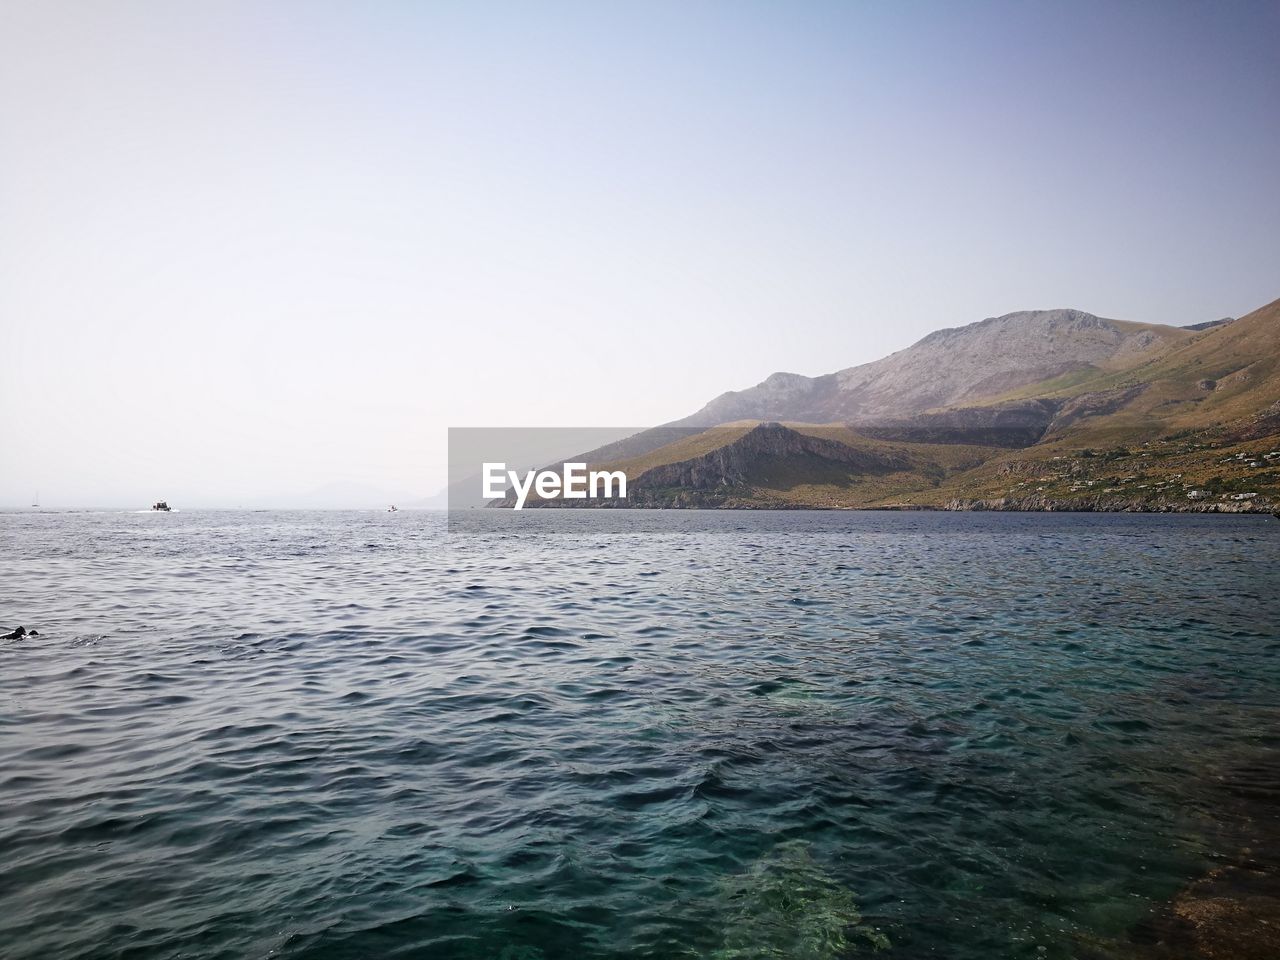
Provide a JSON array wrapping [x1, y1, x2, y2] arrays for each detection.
[[673, 309, 1189, 427]]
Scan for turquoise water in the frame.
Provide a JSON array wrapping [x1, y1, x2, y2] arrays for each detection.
[[1, 510, 1278, 959]]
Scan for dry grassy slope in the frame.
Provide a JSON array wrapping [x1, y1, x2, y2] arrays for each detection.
[[996, 296, 1280, 442], [1093, 296, 1280, 431], [758, 425, 1002, 507], [913, 297, 1280, 509]]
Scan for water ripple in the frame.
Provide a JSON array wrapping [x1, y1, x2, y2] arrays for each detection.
[[1, 510, 1278, 959]]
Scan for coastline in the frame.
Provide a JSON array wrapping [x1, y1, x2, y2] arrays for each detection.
[[936, 497, 1278, 514], [508, 498, 1278, 514]]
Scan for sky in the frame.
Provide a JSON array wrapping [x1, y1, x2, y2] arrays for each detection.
[[1, 0, 1277, 507]]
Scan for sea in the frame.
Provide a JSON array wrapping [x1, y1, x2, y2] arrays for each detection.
[[2, 509, 1278, 959]]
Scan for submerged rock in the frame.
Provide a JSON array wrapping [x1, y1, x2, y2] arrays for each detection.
[[696, 840, 888, 958], [1127, 859, 1280, 959], [1122, 761, 1280, 959]]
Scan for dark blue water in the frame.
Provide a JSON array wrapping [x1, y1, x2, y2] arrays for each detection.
[[2, 510, 1278, 959]]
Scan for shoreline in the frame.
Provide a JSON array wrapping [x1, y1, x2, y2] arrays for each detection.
[[507, 499, 1279, 515]]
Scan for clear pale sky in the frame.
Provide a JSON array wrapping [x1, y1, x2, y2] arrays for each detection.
[[1, 1, 1277, 507]]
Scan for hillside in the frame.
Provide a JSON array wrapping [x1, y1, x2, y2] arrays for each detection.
[[524, 297, 1280, 514], [922, 296, 1280, 510]]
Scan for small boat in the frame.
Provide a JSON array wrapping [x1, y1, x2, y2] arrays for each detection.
[[152, 500, 172, 512], [387, 504, 398, 512]]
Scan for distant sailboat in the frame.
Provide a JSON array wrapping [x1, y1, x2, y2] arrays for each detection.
[[31, 490, 39, 508]]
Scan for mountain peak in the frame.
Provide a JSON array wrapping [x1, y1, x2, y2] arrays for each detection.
[[675, 308, 1190, 428], [916, 309, 1108, 346]]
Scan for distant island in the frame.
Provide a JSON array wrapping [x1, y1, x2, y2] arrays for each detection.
[[507, 297, 1280, 513]]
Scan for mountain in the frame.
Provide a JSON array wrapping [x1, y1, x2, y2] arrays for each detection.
[[673, 309, 1190, 427], [539, 298, 1280, 513]]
